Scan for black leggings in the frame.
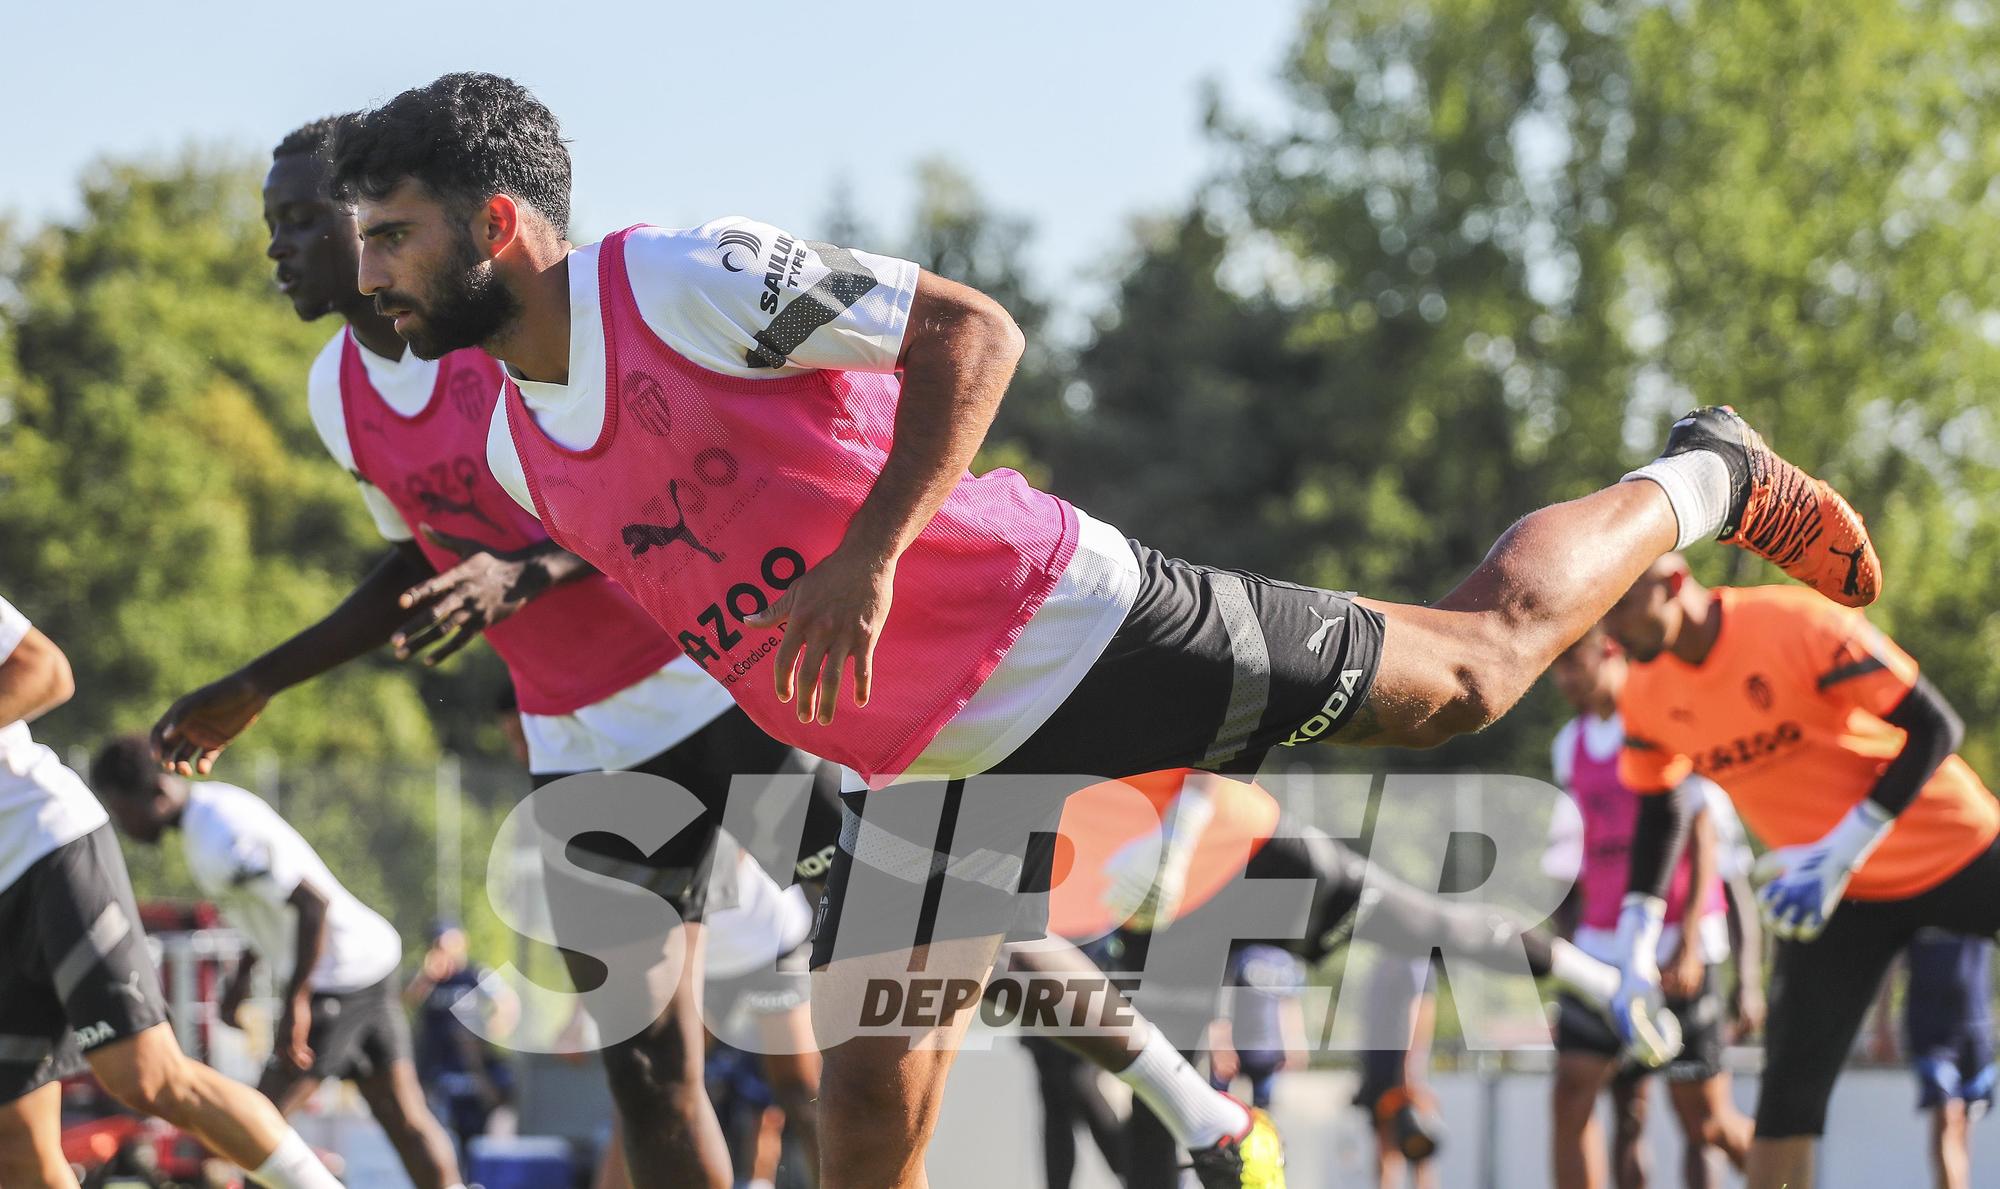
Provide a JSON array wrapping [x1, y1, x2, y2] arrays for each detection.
[[1757, 835, 2000, 1138], [1022, 1036, 1127, 1189], [1238, 825, 1555, 976]]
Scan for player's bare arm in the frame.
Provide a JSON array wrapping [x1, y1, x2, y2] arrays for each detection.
[[391, 527, 599, 664], [153, 541, 434, 774], [1661, 806, 1718, 999], [745, 270, 1025, 725], [277, 881, 331, 1072], [219, 949, 259, 1030], [0, 625, 74, 728]]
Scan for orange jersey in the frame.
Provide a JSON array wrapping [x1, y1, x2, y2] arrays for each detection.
[[1619, 585, 1999, 900], [1048, 769, 1284, 940]]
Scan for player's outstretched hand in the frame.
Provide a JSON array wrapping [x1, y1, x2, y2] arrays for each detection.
[[743, 544, 894, 726], [392, 525, 545, 666], [152, 673, 270, 777]]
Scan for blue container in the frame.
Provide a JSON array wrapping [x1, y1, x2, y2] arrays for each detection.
[[466, 1135, 575, 1189]]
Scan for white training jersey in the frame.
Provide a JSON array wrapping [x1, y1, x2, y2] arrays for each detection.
[[488, 218, 1140, 781], [304, 330, 734, 775], [179, 781, 402, 994], [0, 597, 108, 895]]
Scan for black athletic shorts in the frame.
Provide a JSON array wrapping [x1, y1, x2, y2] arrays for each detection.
[[0, 827, 170, 1104], [1759, 834, 2000, 1138], [533, 706, 842, 925], [988, 540, 1387, 779], [279, 973, 411, 1083], [808, 540, 1387, 967], [1555, 974, 1726, 1085]]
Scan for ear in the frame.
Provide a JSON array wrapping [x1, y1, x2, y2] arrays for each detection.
[[478, 193, 521, 261]]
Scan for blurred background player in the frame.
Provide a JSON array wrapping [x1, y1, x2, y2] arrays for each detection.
[[1605, 555, 2000, 1189], [1019, 935, 1131, 1189], [1904, 933, 1993, 1189], [1349, 956, 1443, 1189], [404, 920, 520, 1160], [1207, 944, 1309, 1117], [1866, 931, 1994, 1189], [0, 598, 342, 1189], [1542, 624, 1754, 1189], [91, 736, 463, 1189]]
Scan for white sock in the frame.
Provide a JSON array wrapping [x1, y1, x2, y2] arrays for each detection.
[[250, 1128, 344, 1189], [1115, 1027, 1251, 1150], [1623, 451, 1732, 549], [1549, 938, 1620, 1006]]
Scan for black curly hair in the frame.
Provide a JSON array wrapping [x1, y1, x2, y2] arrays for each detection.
[[272, 113, 360, 165], [89, 735, 160, 800], [331, 72, 571, 230]]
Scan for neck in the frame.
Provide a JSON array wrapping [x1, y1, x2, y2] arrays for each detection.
[[1670, 587, 1722, 666], [341, 302, 407, 363], [490, 243, 573, 384], [1586, 687, 1619, 721]]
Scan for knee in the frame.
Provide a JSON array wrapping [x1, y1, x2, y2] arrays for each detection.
[[601, 1031, 702, 1110], [1393, 635, 1534, 750], [96, 1051, 193, 1119], [1551, 1078, 1597, 1127]]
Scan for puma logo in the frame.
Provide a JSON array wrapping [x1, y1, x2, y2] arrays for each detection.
[[415, 489, 504, 537], [1830, 543, 1867, 598], [1306, 606, 1344, 655], [621, 479, 724, 563]]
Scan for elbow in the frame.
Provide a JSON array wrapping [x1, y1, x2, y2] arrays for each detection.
[[41, 649, 75, 714], [993, 303, 1026, 368], [971, 290, 1026, 373]]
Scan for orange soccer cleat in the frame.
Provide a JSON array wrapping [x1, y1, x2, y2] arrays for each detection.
[[1659, 407, 1880, 606]]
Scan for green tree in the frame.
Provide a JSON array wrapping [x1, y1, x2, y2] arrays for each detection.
[[0, 153, 517, 948]]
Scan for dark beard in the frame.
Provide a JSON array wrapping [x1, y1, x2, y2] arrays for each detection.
[[402, 236, 522, 359]]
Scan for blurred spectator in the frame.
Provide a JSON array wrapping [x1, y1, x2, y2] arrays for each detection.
[[405, 920, 521, 1158]]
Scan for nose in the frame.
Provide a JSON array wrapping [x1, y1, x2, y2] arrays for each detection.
[[356, 240, 386, 297], [266, 230, 290, 262]]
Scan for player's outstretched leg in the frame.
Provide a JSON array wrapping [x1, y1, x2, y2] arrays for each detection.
[[86, 1025, 343, 1187], [1342, 407, 1878, 750]]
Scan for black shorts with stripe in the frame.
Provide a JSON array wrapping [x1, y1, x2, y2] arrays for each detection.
[[275, 973, 411, 1083], [808, 538, 1387, 966], [992, 539, 1387, 779], [0, 826, 170, 1104]]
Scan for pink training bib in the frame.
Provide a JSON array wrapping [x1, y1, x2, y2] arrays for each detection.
[[1568, 718, 1723, 932], [505, 227, 1079, 783], [339, 332, 683, 714]]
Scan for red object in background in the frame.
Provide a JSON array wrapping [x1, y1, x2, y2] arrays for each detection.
[[59, 1112, 224, 1182]]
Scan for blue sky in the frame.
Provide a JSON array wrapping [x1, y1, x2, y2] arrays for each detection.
[[3, 1, 1300, 324]]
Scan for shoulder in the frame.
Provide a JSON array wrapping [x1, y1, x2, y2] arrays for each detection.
[[306, 329, 356, 469], [1727, 583, 1854, 637]]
